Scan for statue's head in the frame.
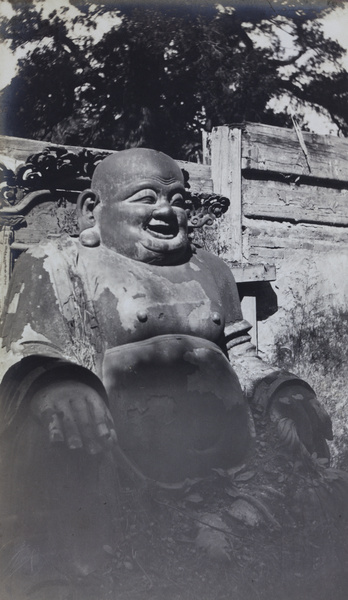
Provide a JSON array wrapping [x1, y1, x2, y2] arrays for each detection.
[[77, 148, 190, 265]]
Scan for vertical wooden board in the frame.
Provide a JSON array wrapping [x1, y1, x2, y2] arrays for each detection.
[[210, 126, 242, 262], [0, 227, 13, 314], [241, 295, 258, 348], [201, 130, 211, 165]]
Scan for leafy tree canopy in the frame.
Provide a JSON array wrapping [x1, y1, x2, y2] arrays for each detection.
[[0, 0, 347, 159]]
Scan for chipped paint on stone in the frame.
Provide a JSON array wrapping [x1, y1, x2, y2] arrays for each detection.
[[186, 302, 210, 330], [189, 261, 200, 271], [12, 323, 57, 350], [0, 344, 21, 380], [29, 243, 50, 260], [0, 324, 67, 382], [93, 258, 215, 335], [7, 283, 25, 314]]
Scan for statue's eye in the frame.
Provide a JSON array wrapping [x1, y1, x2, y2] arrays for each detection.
[[139, 196, 156, 204], [127, 190, 157, 204], [171, 194, 185, 208]]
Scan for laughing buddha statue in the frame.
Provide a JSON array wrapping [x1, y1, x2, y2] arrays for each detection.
[[0, 149, 334, 578]]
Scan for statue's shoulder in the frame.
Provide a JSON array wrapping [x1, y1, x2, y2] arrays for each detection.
[[25, 234, 79, 263], [193, 247, 236, 281], [9, 235, 82, 287]]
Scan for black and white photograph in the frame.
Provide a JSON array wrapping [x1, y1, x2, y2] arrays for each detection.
[[0, 1, 348, 599]]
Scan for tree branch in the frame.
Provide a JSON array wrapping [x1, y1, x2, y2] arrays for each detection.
[[269, 48, 307, 67]]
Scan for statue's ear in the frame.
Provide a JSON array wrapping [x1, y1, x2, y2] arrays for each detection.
[[77, 189, 100, 229], [76, 189, 101, 247]]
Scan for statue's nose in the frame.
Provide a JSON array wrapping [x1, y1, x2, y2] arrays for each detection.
[[152, 199, 175, 219]]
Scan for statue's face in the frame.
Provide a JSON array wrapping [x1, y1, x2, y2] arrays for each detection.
[[93, 150, 189, 264]]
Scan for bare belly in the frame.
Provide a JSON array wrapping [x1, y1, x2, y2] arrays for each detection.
[[103, 334, 251, 482]]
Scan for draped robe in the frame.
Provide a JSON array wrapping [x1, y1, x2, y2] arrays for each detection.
[[0, 234, 321, 573]]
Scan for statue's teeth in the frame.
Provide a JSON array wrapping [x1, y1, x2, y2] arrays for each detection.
[[147, 221, 176, 238]]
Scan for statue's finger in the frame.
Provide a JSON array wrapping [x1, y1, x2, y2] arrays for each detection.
[[69, 396, 103, 454], [29, 392, 64, 444], [110, 428, 118, 443], [96, 420, 117, 446], [86, 393, 116, 443], [47, 413, 65, 444], [55, 398, 83, 450], [70, 396, 94, 436], [96, 422, 110, 438], [30, 392, 55, 419], [38, 408, 65, 444]]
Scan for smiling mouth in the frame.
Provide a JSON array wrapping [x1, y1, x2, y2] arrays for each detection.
[[146, 219, 179, 239]]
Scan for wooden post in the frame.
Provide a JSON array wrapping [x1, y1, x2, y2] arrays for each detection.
[[201, 130, 211, 165], [0, 227, 14, 315], [241, 295, 258, 348], [210, 126, 259, 348], [210, 125, 243, 263]]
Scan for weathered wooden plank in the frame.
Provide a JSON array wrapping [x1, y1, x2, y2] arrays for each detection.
[[210, 125, 243, 262], [244, 216, 348, 239], [201, 130, 211, 165], [242, 179, 348, 226], [243, 218, 348, 264], [226, 262, 276, 283], [241, 296, 257, 347], [177, 160, 213, 194], [0, 136, 58, 162], [238, 122, 348, 183], [0, 135, 213, 194], [0, 227, 13, 314]]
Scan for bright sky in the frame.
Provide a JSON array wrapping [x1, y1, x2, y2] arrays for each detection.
[[0, 0, 121, 89], [321, 3, 348, 70], [0, 0, 347, 135]]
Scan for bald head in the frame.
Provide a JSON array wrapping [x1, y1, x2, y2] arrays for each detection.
[[88, 148, 189, 265], [92, 148, 184, 204]]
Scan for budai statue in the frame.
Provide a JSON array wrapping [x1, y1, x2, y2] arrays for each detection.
[[0, 149, 340, 588]]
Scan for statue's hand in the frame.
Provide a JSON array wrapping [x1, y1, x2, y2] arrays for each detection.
[[269, 383, 333, 462], [30, 380, 117, 454]]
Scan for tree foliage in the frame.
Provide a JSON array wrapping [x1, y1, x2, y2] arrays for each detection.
[[1, 1, 347, 158]]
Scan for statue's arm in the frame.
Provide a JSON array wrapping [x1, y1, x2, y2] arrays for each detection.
[[225, 318, 278, 400], [0, 243, 116, 452], [1, 242, 79, 366], [208, 251, 333, 459], [228, 333, 333, 459], [0, 247, 72, 426]]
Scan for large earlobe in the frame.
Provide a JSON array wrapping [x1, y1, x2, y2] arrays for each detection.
[[77, 189, 100, 223], [77, 189, 101, 247]]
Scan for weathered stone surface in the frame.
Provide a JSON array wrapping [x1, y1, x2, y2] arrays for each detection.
[[228, 499, 263, 527]]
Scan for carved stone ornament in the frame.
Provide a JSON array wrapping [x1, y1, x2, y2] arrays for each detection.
[[185, 192, 230, 228], [0, 214, 26, 228], [0, 146, 110, 208]]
